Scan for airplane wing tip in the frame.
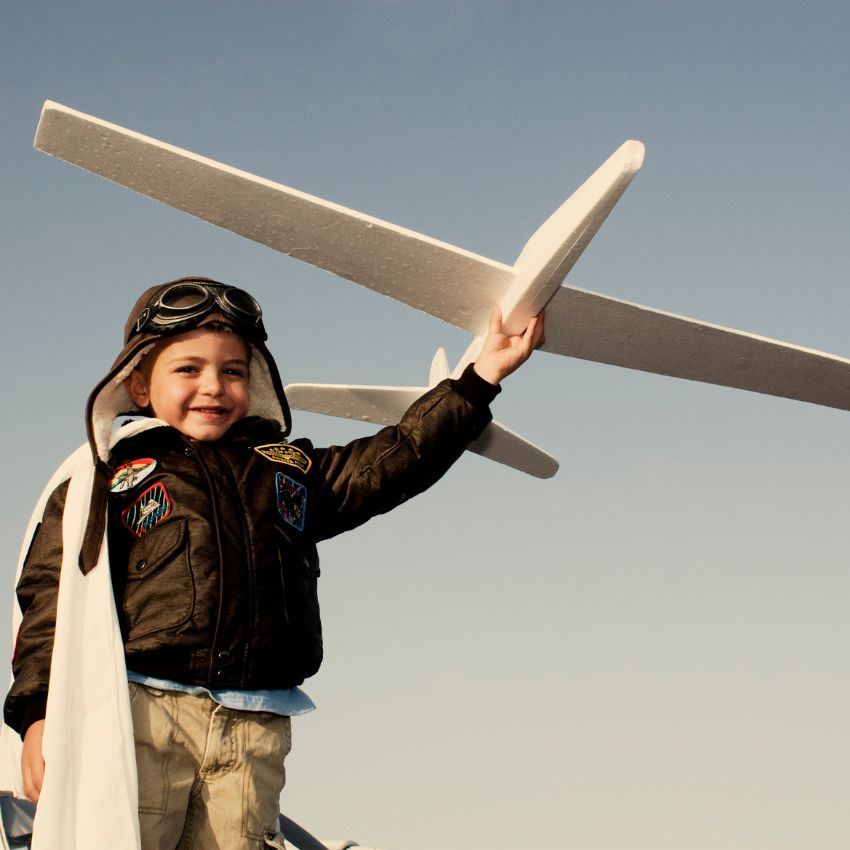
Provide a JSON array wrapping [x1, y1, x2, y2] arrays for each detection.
[[505, 458, 559, 479], [38, 100, 67, 124], [622, 139, 646, 169], [35, 100, 73, 151], [530, 457, 560, 479]]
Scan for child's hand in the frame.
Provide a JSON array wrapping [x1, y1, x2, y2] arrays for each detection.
[[473, 307, 545, 386], [22, 719, 45, 802]]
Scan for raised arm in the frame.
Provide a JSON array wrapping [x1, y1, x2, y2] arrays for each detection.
[[307, 364, 498, 540], [473, 308, 545, 386]]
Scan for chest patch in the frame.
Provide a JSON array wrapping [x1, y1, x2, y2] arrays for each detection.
[[121, 482, 172, 538], [276, 472, 307, 531], [254, 442, 312, 473], [110, 458, 157, 492]]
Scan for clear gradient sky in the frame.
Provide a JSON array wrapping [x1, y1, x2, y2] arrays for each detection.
[[1, 3, 849, 849]]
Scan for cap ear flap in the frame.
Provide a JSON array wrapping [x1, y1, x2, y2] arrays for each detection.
[[125, 370, 150, 408]]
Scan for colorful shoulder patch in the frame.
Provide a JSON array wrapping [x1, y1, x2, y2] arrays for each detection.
[[254, 442, 312, 473], [276, 472, 307, 532], [110, 458, 157, 492], [121, 482, 172, 538]]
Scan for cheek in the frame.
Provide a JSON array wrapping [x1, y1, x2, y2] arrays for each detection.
[[235, 385, 250, 412], [150, 382, 188, 414]]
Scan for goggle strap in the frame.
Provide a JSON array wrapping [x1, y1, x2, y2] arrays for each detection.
[[130, 283, 266, 342], [135, 307, 151, 334]]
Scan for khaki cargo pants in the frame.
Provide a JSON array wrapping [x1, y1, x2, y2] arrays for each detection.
[[129, 682, 291, 850]]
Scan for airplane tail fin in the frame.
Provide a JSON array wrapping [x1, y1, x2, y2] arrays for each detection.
[[285, 359, 559, 479], [451, 141, 646, 377], [499, 140, 645, 335], [466, 420, 559, 480], [429, 347, 450, 387]]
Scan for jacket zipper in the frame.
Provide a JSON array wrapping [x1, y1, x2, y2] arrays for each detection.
[[188, 437, 291, 680]]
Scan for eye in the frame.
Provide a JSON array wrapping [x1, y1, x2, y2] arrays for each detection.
[[224, 367, 247, 378], [175, 365, 198, 374]]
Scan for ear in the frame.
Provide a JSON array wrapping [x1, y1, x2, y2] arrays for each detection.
[[125, 370, 150, 408]]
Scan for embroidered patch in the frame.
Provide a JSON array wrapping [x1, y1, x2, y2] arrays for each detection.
[[110, 458, 157, 492], [254, 443, 312, 473], [276, 472, 307, 531], [121, 483, 172, 538]]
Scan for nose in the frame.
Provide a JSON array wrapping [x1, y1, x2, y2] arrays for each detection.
[[199, 367, 224, 396]]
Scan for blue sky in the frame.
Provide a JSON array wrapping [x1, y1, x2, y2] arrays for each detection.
[[1, 3, 849, 848]]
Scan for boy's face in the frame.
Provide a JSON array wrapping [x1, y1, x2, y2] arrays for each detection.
[[126, 327, 250, 441]]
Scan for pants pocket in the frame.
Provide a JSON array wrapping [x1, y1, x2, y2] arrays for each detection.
[[241, 715, 291, 840], [130, 684, 176, 815]]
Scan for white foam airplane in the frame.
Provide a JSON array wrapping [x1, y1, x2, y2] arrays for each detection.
[[33, 102, 850, 479]]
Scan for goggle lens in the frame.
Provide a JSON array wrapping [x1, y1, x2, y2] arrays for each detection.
[[222, 287, 262, 319], [132, 281, 266, 341], [157, 283, 212, 317]]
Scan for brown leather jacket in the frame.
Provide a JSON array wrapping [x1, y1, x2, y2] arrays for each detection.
[[4, 366, 497, 736]]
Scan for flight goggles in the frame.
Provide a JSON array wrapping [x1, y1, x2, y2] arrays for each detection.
[[131, 280, 267, 342]]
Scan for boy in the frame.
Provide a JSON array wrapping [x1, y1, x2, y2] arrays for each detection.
[[3, 277, 542, 849]]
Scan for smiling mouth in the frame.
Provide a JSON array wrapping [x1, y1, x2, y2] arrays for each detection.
[[191, 407, 230, 416]]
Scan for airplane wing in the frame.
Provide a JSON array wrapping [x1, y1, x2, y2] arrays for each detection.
[[34, 101, 513, 335], [542, 286, 850, 410], [285, 383, 559, 479], [34, 101, 850, 413], [34, 101, 640, 337]]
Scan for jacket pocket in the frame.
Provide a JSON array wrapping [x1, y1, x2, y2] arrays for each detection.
[[274, 526, 323, 679], [123, 519, 195, 641]]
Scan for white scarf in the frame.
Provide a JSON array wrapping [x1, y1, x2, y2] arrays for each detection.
[[0, 419, 166, 849]]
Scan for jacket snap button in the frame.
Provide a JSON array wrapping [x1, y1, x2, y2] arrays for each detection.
[[183, 447, 194, 457], [135, 559, 147, 572], [217, 650, 231, 662]]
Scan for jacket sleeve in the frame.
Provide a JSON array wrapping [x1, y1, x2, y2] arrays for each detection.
[[3, 479, 69, 738], [308, 364, 499, 540]]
